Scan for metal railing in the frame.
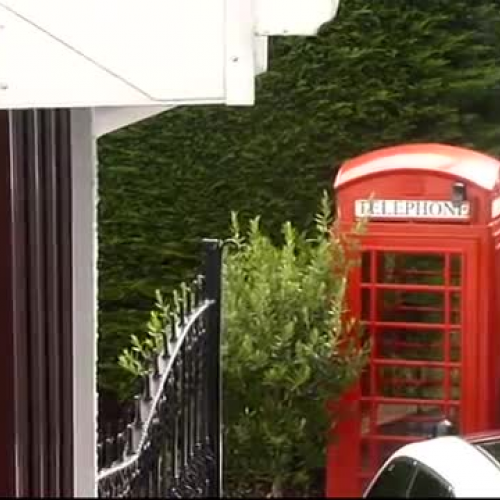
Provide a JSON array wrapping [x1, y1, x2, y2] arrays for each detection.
[[97, 239, 223, 498]]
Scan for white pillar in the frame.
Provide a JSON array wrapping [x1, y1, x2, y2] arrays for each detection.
[[70, 108, 98, 498]]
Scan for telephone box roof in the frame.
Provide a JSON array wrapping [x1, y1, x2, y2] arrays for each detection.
[[335, 143, 500, 191]]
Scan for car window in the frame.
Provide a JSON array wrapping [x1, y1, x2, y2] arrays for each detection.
[[475, 439, 500, 469], [365, 457, 417, 498], [408, 466, 453, 498]]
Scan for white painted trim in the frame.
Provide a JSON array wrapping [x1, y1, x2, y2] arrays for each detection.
[[224, 0, 255, 105], [70, 108, 98, 498], [254, 0, 340, 36], [254, 35, 269, 76], [94, 105, 176, 137]]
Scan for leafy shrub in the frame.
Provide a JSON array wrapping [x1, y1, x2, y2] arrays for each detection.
[[118, 284, 192, 379], [116, 193, 368, 496], [222, 193, 368, 497]]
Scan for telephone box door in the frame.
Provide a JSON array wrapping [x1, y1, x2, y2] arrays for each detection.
[[349, 235, 479, 494]]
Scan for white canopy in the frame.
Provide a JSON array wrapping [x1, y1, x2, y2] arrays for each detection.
[[0, 0, 339, 112]]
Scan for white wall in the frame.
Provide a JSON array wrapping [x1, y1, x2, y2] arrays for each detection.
[[70, 108, 98, 498]]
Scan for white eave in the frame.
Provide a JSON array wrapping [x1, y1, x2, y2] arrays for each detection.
[[0, 0, 340, 134]]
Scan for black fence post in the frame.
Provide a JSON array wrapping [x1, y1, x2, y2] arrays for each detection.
[[202, 238, 223, 498]]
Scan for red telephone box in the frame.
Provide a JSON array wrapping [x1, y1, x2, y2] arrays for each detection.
[[327, 143, 500, 498]]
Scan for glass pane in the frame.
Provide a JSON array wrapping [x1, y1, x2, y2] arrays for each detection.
[[374, 366, 460, 401], [476, 440, 500, 466], [360, 323, 371, 353], [362, 251, 372, 283], [360, 438, 371, 473], [450, 292, 461, 325], [373, 403, 448, 438], [362, 288, 371, 320], [378, 290, 444, 324], [450, 330, 461, 362], [376, 366, 446, 400], [409, 469, 452, 498], [376, 327, 444, 361], [449, 368, 460, 400], [377, 253, 445, 286], [450, 255, 462, 286], [377, 252, 398, 284], [361, 370, 372, 399], [365, 458, 416, 498]]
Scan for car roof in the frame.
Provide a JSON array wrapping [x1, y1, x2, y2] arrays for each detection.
[[390, 436, 500, 497]]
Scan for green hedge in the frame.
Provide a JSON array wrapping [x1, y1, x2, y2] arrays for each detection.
[[98, 0, 500, 399]]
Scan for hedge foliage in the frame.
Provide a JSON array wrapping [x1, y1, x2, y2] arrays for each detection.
[[98, 0, 500, 398]]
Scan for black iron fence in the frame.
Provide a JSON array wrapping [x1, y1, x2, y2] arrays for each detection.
[[97, 239, 223, 498]]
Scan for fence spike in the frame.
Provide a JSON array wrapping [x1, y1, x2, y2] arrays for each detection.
[[197, 273, 206, 301], [195, 274, 204, 305], [106, 423, 114, 451], [134, 395, 143, 428], [151, 415, 160, 435], [162, 327, 170, 359], [152, 416, 163, 444], [117, 430, 126, 460], [179, 298, 185, 328], [170, 313, 177, 342], [143, 374, 152, 402], [186, 286, 193, 315], [126, 423, 135, 455], [159, 395, 167, 418], [153, 354, 161, 379], [97, 442, 104, 469], [127, 399, 135, 426], [105, 433, 114, 468]]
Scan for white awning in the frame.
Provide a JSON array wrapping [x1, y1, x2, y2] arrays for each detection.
[[0, 0, 340, 110]]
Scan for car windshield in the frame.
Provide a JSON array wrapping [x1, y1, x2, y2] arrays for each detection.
[[474, 439, 500, 469]]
